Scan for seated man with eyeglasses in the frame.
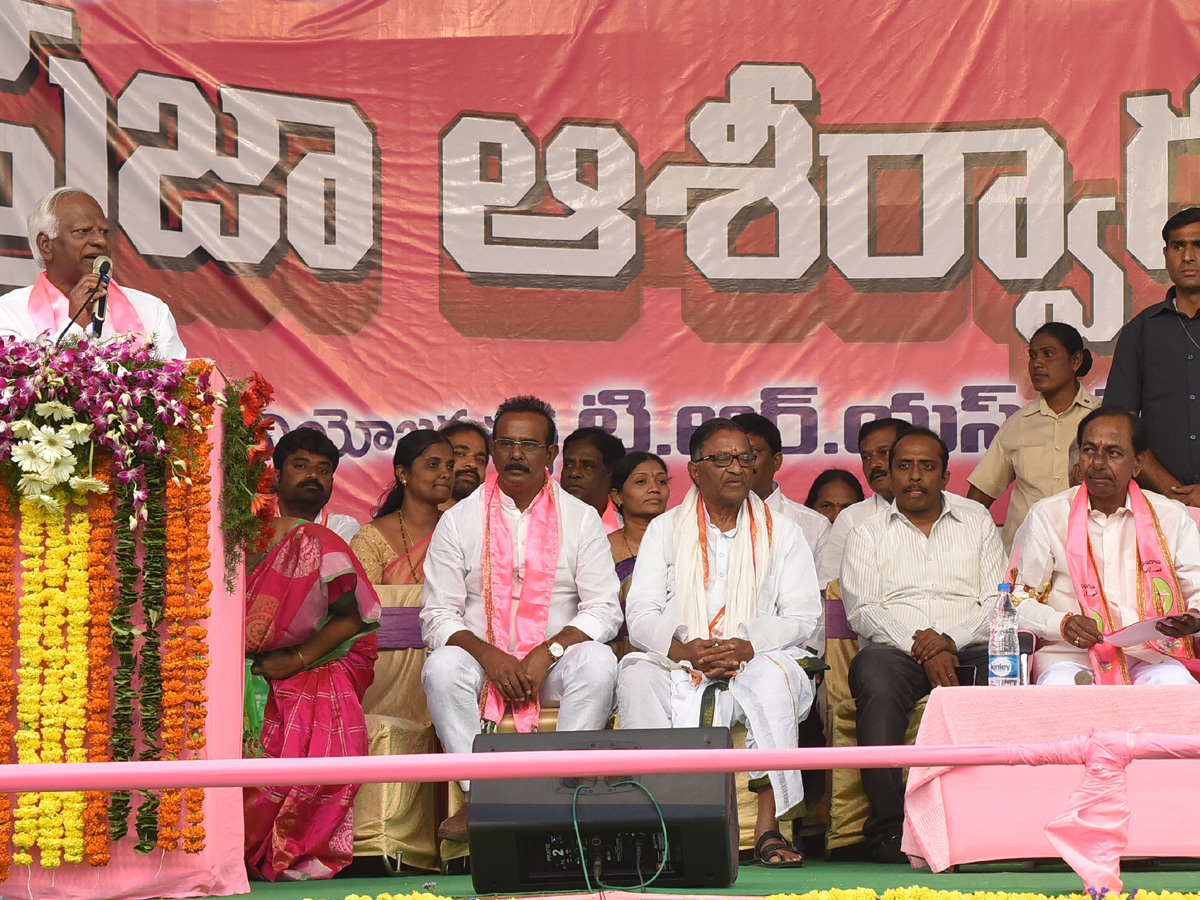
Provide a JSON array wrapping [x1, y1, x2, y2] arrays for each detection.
[[420, 395, 623, 843], [616, 417, 820, 867]]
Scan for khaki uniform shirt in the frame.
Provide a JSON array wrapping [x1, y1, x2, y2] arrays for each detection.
[[967, 385, 1100, 553]]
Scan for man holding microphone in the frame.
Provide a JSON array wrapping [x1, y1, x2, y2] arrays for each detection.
[[0, 187, 186, 358]]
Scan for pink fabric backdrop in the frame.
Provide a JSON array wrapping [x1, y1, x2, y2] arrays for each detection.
[[7, 366, 248, 900]]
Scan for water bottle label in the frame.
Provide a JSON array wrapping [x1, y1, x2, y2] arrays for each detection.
[[988, 655, 1018, 679]]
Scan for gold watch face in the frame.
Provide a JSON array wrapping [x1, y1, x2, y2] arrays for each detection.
[[549, 641, 565, 659]]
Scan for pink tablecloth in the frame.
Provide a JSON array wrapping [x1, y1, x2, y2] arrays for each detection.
[[903, 685, 1200, 871], [9, 366, 248, 900]]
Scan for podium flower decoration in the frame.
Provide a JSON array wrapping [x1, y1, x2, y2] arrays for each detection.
[[0, 335, 215, 521]]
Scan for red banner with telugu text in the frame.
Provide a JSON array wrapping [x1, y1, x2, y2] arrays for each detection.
[[2, 0, 1199, 521]]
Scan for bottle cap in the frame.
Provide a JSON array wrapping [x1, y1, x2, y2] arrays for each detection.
[[998, 583, 1012, 591]]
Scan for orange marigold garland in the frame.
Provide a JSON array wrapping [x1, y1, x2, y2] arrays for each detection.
[[84, 459, 115, 867], [156, 435, 189, 851], [182, 363, 214, 853], [0, 482, 17, 881]]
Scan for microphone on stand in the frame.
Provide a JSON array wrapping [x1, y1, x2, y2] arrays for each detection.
[[54, 255, 113, 347], [90, 255, 112, 337]]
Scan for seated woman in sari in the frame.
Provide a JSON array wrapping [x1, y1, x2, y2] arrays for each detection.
[[244, 427, 382, 882], [350, 430, 455, 584], [607, 453, 670, 654]]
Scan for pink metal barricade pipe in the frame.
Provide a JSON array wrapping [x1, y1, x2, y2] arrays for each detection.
[[3, 732, 1199, 892]]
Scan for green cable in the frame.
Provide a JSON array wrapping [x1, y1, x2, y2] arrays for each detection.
[[572, 780, 670, 892]]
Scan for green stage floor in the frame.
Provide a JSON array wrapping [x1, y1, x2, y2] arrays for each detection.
[[209, 859, 1200, 900]]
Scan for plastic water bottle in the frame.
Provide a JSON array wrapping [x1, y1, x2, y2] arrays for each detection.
[[988, 583, 1020, 686]]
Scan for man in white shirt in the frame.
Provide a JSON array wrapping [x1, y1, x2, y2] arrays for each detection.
[[1012, 408, 1200, 685], [841, 426, 1003, 863], [0, 188, 186, 359], [818, 418, 907, 588], [617, 417, 820, 866], [420, 395, 622, 842]]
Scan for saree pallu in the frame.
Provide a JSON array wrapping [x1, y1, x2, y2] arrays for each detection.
[[244, 522, 381, 882], [380, 531, 431, 585]]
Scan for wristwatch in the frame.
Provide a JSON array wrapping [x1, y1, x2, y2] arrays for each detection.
[[546, 641, 565, 665]]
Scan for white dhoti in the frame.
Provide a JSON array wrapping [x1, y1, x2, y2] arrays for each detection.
[[616, 649, 811, 819], [422, 641, 618, 791]]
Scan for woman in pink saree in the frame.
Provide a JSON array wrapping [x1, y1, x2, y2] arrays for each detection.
[[350, 430, 455, 584], [243, 518, 382, 881]]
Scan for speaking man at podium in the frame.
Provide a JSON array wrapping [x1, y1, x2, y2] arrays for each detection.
[[0, 187, 187, 359]]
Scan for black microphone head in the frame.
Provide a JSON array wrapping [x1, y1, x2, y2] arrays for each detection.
[[92, 255, 112, 278], [1018, 631, 1035, 655]]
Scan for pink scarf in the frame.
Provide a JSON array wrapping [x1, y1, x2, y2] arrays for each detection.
[[1065, 482, 1200, 684], [28, 270, 145, 339], [479, 470, 560, 732]]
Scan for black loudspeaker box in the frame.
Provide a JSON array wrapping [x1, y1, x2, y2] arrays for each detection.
[[468, 727, 738, 893]]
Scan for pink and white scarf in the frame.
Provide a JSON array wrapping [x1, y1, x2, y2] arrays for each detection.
[[28, 270, 145, 340], [479, 470, 560, 732]]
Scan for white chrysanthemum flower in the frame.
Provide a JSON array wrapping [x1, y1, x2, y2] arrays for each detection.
[[68, 475, 109, 495], [32, 493, 61, 515], [30, 425, 73, 462], [63, 421, 93, 441], [10, 441, 44, 473], [10, 419, 35, 439], [34, 400, 75, 421], [17, 474, 49, 498], [40, 455, 76, 485]]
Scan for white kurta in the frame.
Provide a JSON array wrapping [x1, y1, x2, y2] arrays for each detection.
[[420, 480, 623, 789], [618, 503, 820, 818], [1011, 485, 1200, 675]]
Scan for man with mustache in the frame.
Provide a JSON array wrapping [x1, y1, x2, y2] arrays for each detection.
[[1105, 207, 1200, 508], [840, 425, 1003, 864], [1010, 408, 1200, 686], [818, 418, 906, 590], [560, 426, 626, 532], [438, 419, 491, 508], [617, 418, 820, 866], [244, 426, 381, 880], [421, 396, 622, 843], [0, 187, 186, 357]]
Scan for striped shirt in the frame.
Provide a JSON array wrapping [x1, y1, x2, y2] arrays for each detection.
[[840, 492, 1004, 652]]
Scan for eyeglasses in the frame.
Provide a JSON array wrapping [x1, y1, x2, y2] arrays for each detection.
[[693, 452, 756, 468], [492, 438, 548, 454]]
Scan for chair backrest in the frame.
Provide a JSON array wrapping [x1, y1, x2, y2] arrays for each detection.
[[377, 605, 426, 650], [825, 594, 856, 641]]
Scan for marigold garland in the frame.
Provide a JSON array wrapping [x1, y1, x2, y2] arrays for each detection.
[[182, 364, 214, 854], [33, 498, 71, 867], [13, 496, 47, 867], [83, 458, 115, 867], [157, 433, 190, 852], [0, 482, 17, 881], [60, 505, 91, 864]]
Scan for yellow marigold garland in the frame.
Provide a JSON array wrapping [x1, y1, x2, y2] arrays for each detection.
[[34, 499, 71, 867], [181, 364, 214, 854], [13, 496, 47, 867], [60, 505, 91, 864], [0, 482, 17, 881], [84, 459, 115, 867]]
